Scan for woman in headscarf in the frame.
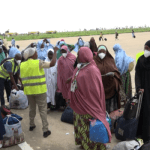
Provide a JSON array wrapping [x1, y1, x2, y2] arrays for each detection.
[[57, 45, 76, 105], [135, 40, 150, 143], [44, 49, 57, 110], [113, 44, 134, 104], [93, 45, 121, 113], [70, 47, 111, 150], [89, 37, 98, 52], [37, 42, 47, 61]]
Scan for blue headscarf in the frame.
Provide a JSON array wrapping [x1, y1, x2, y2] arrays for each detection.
[[113, 44, 134, 75], [9, 47, 21, 58], [74, 38, 85, 52]]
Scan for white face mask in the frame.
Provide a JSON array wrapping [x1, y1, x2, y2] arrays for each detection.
[[98, 53, 106, 59], [47, 43, 49, 46], [144, 50, 150, 58], [41, 48, 44, 51], [16, 60, 21, 65], [62, 53, 67, 58]]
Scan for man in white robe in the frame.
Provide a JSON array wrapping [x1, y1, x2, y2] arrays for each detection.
[[44, 49, 57, 109]]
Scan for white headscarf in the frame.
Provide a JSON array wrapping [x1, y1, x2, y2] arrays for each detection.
[[23, 48, 36, 60], [84, 42, 90, 48], [45, 49, 54, 62]]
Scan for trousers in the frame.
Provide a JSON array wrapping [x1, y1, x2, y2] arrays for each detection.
[[27, 93, 49, 132]]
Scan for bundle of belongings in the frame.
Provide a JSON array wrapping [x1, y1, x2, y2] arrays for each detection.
[[9, 89, 28, 109], [8, 47, 21, 58], [2, 114, 25, 148]]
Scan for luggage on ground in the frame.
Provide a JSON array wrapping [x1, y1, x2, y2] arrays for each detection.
[[115, 92, 143, 141], [134, 35, 136, 38], [3, 114, 23, 138], [0, 105, 12, 119], [61, 106, 73, 124], [123, 94, 139, 120], [112, 139, 142, 150], [109, 109, 123, 133], [9, 90, 28, 109], [139, 140, 150, 150], [89, 112, 111, 143]]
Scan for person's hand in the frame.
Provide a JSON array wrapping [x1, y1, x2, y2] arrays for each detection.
[[139, 89, 144, 93], [54, 47, 59, 53], [12, 85, 19, 91], [66, 77, 72, 84]]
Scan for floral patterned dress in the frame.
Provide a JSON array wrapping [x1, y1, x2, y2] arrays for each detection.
[[73, 112, 106, 150]]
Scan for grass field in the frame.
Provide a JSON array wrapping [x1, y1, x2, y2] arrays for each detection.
[[0, 27, 150, 41]]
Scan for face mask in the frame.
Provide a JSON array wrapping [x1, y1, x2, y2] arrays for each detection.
[[47, 43, 49, 46], [62, 53, 67, 58], [41, 48, 44, 51], [144, 50, 150, 58], [98, 53, 106, 59], [15, 60, 21, 65]]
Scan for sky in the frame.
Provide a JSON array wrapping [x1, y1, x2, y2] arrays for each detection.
[[1, 0, 149, 34]]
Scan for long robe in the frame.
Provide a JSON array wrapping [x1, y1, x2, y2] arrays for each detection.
[[44, 58, 57, 105], [135, 55, 150, 142]]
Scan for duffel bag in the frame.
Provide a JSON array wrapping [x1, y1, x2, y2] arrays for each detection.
[[61, 106, 73, 124]]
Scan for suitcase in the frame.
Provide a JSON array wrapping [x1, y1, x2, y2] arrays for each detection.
[[123, 94, 139, 120], [115, 92, 143, 141], [109, 109, 123, 133]]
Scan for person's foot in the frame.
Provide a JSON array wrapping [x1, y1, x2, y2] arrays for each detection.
[[43, 130, 51, 138], [29, 126, 36, 131]]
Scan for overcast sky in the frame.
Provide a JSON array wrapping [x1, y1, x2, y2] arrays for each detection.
[[1, 0, 149, 34]]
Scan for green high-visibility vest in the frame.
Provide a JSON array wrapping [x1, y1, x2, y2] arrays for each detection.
[[0, 58, 20, 79], [136, 51, 144, 63], [20, 59, 47, 95]]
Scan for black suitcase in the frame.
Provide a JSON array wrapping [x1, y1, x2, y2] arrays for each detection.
[[123, 94, 139, 120], [115, 92, 143, 141]]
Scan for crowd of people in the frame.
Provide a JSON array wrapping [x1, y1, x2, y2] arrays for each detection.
[[0, 36, 150, 150]]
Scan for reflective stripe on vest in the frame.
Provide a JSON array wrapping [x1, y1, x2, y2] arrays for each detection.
[[0, 59, 20, 79], [20, 59, 47, 95]]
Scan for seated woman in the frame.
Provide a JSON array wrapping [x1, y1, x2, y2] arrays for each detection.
[[70, 47, 111, 150], [113, 44, 134, 104], [93, 45, 121, 113], [44, 49, 57, 110]]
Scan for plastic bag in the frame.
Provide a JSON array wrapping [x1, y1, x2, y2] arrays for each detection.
[[3, 115, 22, 137], [9, 90, 28, 109]]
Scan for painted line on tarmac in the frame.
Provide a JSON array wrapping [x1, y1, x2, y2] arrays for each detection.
[[18, 141, 33, 150]]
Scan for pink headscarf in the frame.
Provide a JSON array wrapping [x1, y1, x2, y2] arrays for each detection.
[[69, 47, 111, 142], [57, 45, 76, 99], [60, 39, 65, 41]]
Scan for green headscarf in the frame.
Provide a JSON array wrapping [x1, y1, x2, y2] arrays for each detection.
[[0, 51, 6, 64]]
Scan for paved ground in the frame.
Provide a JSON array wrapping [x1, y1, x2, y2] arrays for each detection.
[[1, 32, 150, 150]]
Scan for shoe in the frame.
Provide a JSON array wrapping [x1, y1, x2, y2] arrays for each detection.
[[43, 130, 51, 138], [29, 126, 36, 131]]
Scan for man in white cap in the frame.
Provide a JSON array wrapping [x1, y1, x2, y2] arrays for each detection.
[[20, 46, 58, 138]]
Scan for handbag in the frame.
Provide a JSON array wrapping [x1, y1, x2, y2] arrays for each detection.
[[89, 112, 110, 143], [123, 94, 139, 120]]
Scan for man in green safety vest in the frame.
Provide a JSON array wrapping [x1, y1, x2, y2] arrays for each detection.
[[20, 46, 58, 138], [0, 54, 22, 105]]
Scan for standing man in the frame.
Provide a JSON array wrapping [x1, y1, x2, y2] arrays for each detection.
[[11, 38, 15, 47], [0, 54, 22, 105], [3, 37, 8, 49], [115, 32, 119, 40], [21, 47, 58, 138], [99, 32, 103, 41]]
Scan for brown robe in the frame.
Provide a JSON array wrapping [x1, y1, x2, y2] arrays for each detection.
[[93, 48, 121, 109]]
